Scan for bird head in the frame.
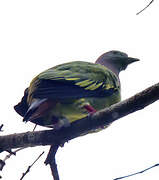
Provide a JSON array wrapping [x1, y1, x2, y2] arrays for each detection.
[[95, 50, 139, 76]]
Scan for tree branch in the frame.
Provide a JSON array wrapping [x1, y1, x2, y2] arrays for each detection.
[[0, 82, 159, 151], [44, 145, 60, 180]]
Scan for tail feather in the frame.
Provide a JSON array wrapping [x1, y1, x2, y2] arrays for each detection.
[[23, 98, 47, 122], [14, 88, 29, 117], [23, 98, 56, 123]]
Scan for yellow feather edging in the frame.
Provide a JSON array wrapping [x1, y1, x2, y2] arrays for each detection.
[[75, 79, 93, 87], [65, 77, 80, 81]]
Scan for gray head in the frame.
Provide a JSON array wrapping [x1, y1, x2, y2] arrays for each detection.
[[95, 50, 139, 76]]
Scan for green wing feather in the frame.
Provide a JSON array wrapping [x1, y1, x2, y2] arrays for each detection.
[[27, 61, 120, 103]]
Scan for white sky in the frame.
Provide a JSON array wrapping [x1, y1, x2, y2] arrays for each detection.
[[0, 0, 159, 180]]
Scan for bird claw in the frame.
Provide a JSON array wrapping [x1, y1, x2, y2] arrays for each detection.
[[53, 118, 70, 130]]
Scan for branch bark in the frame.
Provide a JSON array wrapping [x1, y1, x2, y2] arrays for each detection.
[[45, 145, 60, 180], [0, 82, 159, 151]]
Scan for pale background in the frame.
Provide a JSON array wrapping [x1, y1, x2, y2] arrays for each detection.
[[0, 0, 159, 180]]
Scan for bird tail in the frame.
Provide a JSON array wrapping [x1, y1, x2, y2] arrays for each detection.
[[14, 88, 29, 117], [23, 98, 48, 122]]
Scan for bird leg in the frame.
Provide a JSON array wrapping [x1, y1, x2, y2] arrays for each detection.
[[84, 104, 106, 130], [83, 104, 97, 114]]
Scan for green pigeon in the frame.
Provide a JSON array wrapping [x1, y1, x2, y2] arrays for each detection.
[[14, 51, 139, 129]]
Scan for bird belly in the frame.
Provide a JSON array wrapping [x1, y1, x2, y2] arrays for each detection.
[[47, 100, 88, 123], [44, 90, 121, 125]]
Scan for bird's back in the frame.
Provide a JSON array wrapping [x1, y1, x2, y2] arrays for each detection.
[[15, 61, 121, 127]]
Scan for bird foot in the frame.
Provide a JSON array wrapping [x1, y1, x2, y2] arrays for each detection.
[[53, 118, 70, 130]]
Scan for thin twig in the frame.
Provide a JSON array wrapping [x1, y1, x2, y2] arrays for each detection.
[[5, 149, 16, 155], [136, 0, 154, 15], [4, 147, 26, 162], [0, 147, 27, 179], [114, 163, 159, 180], [0, 147, 26, 171], [45, 145, 60, 180], [32, 125, 37, 131], [20, 151, 44, 180], [0, 125, 3, 132]]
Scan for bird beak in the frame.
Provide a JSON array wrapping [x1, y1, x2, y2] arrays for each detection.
[[127, 57, 140, 64]]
